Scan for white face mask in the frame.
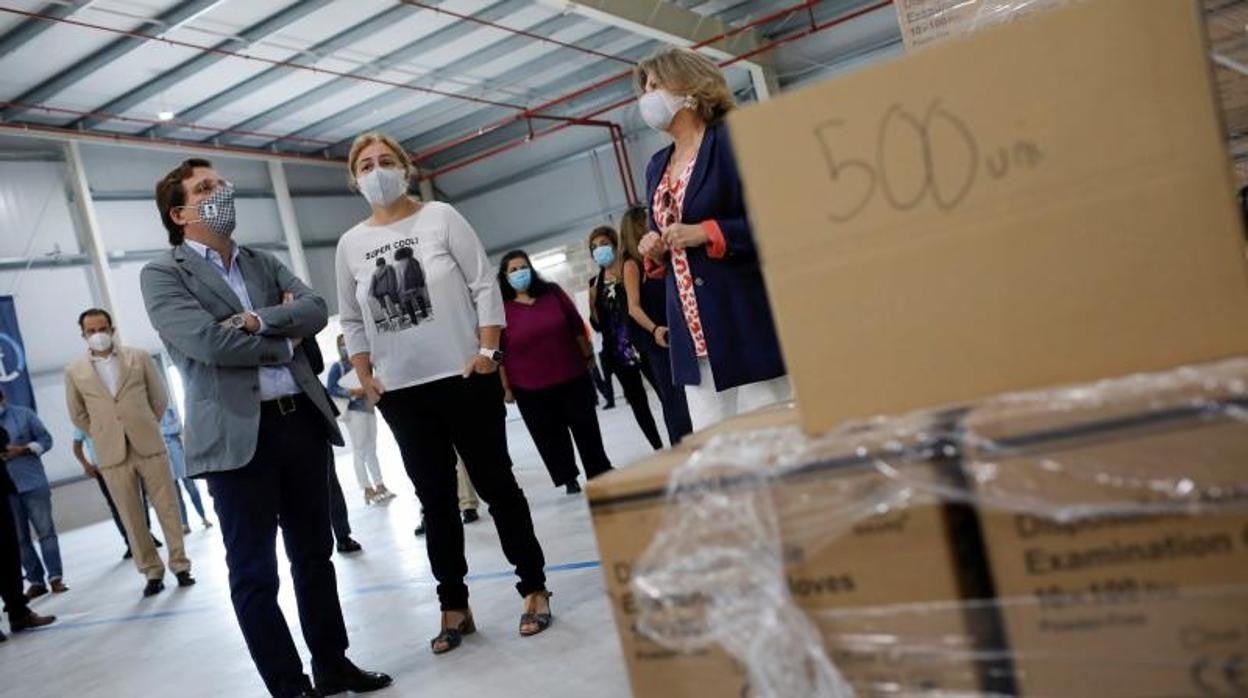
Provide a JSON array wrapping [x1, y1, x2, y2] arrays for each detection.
[[86, 331, 113, 353], [357, 167, 409, 208], [639, 89, 691, 132]]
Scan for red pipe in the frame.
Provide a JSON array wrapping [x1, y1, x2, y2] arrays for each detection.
[[0, 7, 529, 112], [413, 0, 845, 162], [398, 1, 634, 65], [606, 126, 633, 206], [0, 101, 337, 148], [420, 0, 892, 179], [615, 123, 640, 205]]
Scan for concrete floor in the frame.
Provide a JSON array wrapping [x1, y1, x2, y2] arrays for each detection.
[[1, 397, 665, 697]]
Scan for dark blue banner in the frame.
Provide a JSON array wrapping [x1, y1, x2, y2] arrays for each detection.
[[0, 295, 35, 411]]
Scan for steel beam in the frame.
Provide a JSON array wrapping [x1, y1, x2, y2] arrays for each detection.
[[274, 12, 591, 148], [143, 3, 419, 139], [543, 0, 779, 99], [74, 0, 333, 131], [213, 0, 530, 145], [2, 0, 228, 121], [0, 1, 97, 62]]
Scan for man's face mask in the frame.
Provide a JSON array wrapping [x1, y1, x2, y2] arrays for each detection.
[[181, 183, 237, 238]]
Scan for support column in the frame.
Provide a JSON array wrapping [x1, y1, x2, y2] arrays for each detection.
[[418, 175, 435, 202], [65, 141, 121, 323], [267, 160, 310, 283]]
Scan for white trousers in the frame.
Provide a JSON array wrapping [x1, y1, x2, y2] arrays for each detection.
[[684, 358, 793, 432], [343, 409, 384, 490]]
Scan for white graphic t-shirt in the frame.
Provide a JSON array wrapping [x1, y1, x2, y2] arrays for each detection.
[[335, 202, 504, 391]]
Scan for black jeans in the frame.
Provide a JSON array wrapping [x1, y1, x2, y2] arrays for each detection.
[[642, 346, 693, 446], [0, 485, 29, 619], [513, 373, 612, 487], [591, 354, 615, 405], [615, 362, 664, 450], [377, 372, 546, 610], [205, 394, 349, 698]]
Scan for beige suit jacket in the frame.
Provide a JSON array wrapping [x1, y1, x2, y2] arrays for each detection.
[[65, 345, 169, 469]]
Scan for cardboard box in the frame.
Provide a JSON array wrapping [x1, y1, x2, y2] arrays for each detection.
[[588, 408, 994, 696], [963, 375, 1248, 696], [729, 0, 1248, 435]]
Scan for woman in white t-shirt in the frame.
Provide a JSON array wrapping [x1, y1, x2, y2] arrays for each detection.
[[335, 132, 551, 655]]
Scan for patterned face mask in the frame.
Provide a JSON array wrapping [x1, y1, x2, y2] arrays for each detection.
[[184, 183, 237, 238]]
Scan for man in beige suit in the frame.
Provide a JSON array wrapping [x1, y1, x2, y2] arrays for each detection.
[[65, 308, 194, 597]]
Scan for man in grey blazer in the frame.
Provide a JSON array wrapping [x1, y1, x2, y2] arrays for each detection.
[[141, 158, 391, 698]]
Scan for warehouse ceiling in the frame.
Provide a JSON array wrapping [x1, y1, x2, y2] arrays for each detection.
[[0, 1, 1240, 192], [0, 0, 900, 189]]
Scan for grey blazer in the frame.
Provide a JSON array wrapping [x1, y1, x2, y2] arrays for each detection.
[[140, 243, 344, 477]]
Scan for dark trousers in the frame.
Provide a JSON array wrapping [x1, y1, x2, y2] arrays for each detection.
[[591, 354, 615, 406], [615, 362, 664, 450], [642, 346, 693, 446], [96, 475, 154, 550], [513, 373, 612, 487], [327, 463, 351, 544], [0, 487, 28, 619], [377, 373, 546, 610], [205, 395, 349, 698]]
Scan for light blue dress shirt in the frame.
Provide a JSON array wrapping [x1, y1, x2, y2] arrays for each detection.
[[184, 240, 301, 400]]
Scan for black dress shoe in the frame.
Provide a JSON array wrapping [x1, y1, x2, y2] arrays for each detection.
[[413, 517, 426, 536], [122, 549, 133, 560], [153, 537, 163, 548], [461, 508, 479, 524], [316, 659, 393, 695], [176, 571, 196, 587], [565, 480, 582, 495], [143, 579, 165, 597], [10, 610, 56, 632], [336, 537, 363, 554]]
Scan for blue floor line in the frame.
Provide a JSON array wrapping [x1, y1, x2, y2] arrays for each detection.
[[24, 559, 602, 634]]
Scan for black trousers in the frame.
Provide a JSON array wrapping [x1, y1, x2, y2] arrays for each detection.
[[0, 485, 28, 619], [615, 362, 664, 450], [592, 353, 615, 405], [327, 463, 351, 544], [513, 373, 612, 487], [642, 346, 693, 446], [377, 372, 546, 610], [205, 395, 349, 698]]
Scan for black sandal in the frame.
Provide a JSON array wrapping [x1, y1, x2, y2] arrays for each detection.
[[519, 591, 553, 637], [431, 609, 475, 654]]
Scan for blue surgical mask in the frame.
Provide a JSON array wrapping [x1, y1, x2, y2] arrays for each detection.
[[508, 268, 533, 292], [592, 245, 615, 268]]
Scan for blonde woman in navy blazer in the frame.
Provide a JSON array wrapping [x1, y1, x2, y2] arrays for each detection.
[[635, 48, 790, 431]]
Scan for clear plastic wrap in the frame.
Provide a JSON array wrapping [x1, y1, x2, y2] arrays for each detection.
[[896, 0, 1072, 50], [622, 359, 1248, 697]]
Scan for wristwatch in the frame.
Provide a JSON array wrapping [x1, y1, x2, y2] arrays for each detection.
[[228, 314, 247, 330], [479, 347, 504, 363]]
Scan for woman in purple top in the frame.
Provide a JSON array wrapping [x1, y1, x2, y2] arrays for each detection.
[[497, 251, 612, 494]]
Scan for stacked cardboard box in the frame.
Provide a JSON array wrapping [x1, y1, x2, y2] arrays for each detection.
[[589, 0, 1248, 695], [589, 408, 997, 696]]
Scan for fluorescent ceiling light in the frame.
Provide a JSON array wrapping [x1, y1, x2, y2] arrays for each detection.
[[532, 251, 567, 272]]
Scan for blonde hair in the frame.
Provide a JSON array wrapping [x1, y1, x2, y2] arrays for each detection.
[[347, 132, 415, 186], [635, 48, 734, 124], [618, 207, 647, 263]]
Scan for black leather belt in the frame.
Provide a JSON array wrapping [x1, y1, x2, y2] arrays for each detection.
[[261, 393, 303, 416]]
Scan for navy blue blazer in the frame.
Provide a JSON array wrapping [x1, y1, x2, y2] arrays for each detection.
[[644, 121, 786, 391]]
